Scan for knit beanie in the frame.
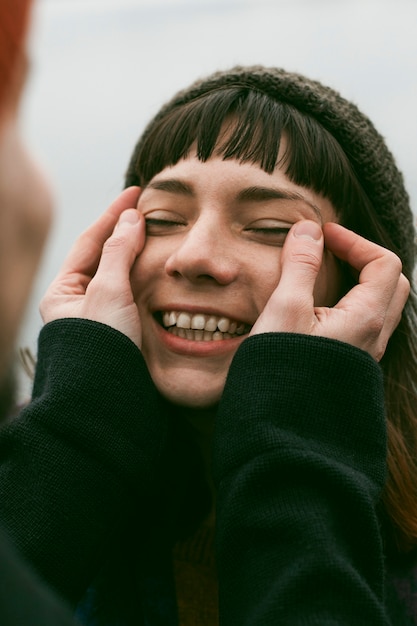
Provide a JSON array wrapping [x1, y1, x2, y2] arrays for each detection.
[[126, 65, 416, 277], [0, 0, 32, 112]]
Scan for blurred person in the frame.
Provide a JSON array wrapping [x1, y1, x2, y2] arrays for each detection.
[[0, 0, 51, 406], [0, 0, 77, 623]]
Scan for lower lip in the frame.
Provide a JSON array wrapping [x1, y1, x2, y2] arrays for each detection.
[[154, 321, 247, 357]]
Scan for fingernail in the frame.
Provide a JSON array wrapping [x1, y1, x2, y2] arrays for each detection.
[[293, 220, 322, 241], [118, 209, 139, 226]]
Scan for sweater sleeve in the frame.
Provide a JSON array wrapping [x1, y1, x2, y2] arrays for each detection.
[[0, 318, 168, 605], [213, 333, 389, 626]]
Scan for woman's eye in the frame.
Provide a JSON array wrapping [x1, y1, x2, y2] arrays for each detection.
[[246, 224, 291, 246], [144, 215, 185, 235]]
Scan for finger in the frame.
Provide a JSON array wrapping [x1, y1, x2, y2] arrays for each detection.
[[324, 222, 404, 310], [87, 209, 145, 303], [252, 220, 324, 334], [373, 273, 410, 360], [275, 219, 324, 301], [322, 223, 408, 360], [323, 222, 402, 277], [352, 275, 410, 362], [60, 187, 141, 280]]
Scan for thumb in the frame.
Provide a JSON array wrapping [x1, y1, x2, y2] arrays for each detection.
[[94, 208, 145, 287], [251, 220, 324, 335], [278, 220, 324, 295]]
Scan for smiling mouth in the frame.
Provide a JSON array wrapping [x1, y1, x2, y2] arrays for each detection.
[[157, 311, 252, 341]]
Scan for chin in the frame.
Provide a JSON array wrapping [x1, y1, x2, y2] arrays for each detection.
[[154, 376, 225, 410]]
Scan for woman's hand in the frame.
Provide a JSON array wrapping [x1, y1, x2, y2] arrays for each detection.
[[251, 220, 410, 361], [40, 186, 145, 348]]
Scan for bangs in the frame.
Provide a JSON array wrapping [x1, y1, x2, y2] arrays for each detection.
[[127, 86, 371, 220], [130, 88, 284, 184]]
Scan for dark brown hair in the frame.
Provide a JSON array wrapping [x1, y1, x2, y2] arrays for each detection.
[[126, 86, 417, 554]]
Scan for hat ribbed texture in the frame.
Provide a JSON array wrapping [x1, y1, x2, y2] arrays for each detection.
[[130, 65, 416, 275]]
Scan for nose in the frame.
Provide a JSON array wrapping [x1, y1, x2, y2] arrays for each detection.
[[164, 218, 239, 285]]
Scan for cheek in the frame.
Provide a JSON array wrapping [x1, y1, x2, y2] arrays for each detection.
[[130, 239, 168, 299], [247, 248, 284, 312], [131, 253, 149, 299], [254, 249, 343, 311]]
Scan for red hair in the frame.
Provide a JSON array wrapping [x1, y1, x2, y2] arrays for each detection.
[[0, 0, 32, 110]]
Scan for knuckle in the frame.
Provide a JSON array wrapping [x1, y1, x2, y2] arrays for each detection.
[[87, 276, 115, 301], [384, 249, 403, 274], [102, 234, 128, 253], [288, 248, 321, 271], [39, 299, 47, 318], [276, 292, 311, 320], [39, 291, 53, 312], [399, 273, 411, 298], [39, 294, 58, 323], [366, 311, 385, 339], [374, 343, 386, 362]]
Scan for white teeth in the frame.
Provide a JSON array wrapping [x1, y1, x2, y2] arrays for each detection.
[[163, 311, 177, 327], [191, 314, 206, 330], [160, 310, 250, 339], [217, 317, 230, 333], [177, 312, 191, 329], [205, 316, 218, 331], [167, 326, 246, 342]]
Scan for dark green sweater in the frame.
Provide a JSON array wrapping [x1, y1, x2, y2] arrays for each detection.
[[0, 319, 414, 624]]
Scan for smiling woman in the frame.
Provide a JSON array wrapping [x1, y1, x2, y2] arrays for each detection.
[[0, 64, 416, 626], [126, 67, 417, 545]]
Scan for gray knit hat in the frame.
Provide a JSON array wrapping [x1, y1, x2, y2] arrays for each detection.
[[126, 65, 416, 276]]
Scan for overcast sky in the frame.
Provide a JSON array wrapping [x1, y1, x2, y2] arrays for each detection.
[[17, 0, 417, 379]]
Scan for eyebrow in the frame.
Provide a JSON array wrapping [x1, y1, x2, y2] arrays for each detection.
[[147, 179, 194, 196], [237, 186, 322, 219], [146, 179, 322, 220]]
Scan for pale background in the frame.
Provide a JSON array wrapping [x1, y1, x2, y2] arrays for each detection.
[[18, 0, 417, 394]]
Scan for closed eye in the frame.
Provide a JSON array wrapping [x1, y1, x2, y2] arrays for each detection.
[[145, 216, 185, 235], [245, 226, 290, 246]]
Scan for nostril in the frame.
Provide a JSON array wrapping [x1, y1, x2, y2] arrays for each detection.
[[197, 274, 219, 282], [164, 242, 238, 285]]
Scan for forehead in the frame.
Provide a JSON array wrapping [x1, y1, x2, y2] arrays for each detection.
[[142, 153, 337, 223]]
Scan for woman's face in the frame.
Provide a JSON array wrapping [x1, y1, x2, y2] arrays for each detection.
[[132, 152, 341, 408]]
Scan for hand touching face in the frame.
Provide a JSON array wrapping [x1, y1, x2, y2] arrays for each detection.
[[40, 152, 408, 411], [251, 219, 409, 362], [131, 154, 341, 408], [40, 187, 144, 348]]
